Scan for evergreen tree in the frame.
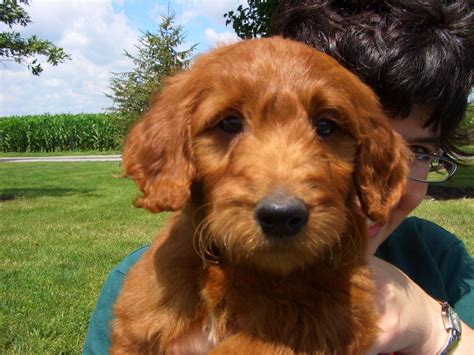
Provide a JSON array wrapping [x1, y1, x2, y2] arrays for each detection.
[[107, 14, 195, 123]]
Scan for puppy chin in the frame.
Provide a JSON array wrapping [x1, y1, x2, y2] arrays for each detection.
[[253, 251, 309, 275]]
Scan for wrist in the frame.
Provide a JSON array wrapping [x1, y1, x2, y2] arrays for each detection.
[[423, 298, 452, 354], [438, 301, 462, 354], [400, 295, 450, 354], [452, 321, 474, 355]]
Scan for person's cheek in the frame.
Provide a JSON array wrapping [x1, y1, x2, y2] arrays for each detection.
[[368, 180, 427, 253], [397, 179, 428, 215]]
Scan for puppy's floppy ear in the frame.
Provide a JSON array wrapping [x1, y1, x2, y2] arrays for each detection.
[[354, 114, 412, 224], [122, 72, 196, 213]]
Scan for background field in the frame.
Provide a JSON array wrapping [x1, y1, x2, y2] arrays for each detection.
[[0, 113, 125, 153], [0, 161, 473, 353]]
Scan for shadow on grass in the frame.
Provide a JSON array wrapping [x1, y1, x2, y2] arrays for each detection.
[[4, 186, 469, 202], [0, 187, 96, 201], [427, 186, 474, 201]]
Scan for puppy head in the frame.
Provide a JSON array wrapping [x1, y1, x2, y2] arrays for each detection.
[[123, 37, 410, 273]]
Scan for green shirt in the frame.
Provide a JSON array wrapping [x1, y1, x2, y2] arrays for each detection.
[[83, 217, 474, 354]]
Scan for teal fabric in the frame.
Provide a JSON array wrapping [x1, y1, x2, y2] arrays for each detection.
[[375, 217, 474, 326], [83, 217, 474, 354], [83, 245, 148, 354]]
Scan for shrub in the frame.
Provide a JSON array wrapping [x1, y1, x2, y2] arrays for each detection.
[[0, 113, 125, 152]]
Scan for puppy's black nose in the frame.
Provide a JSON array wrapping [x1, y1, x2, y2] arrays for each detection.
[[254, 197, 308, 237]]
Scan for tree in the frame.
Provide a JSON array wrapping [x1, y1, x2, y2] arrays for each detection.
[[107, 14, 195, 123], [0, 0, 70, 75], [224, 0, 280, 39]]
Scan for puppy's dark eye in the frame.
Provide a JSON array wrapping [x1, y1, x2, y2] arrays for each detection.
[[217, 115, 244, 135], [315, 119, 337, 137]]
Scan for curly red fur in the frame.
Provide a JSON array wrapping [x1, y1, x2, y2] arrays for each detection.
[[111, 37, 410, 354]]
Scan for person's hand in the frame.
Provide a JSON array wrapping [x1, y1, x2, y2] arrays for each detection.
[[366, 255, 450, 354]]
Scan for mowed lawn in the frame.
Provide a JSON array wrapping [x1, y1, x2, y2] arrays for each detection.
[[0, 162, 166, 353], [415, 164, 474, 252], [0, 161, 473, 353]]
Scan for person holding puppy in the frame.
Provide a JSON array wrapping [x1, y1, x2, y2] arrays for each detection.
[[268, 1, 474, 354], [84, 0, 474, 353]]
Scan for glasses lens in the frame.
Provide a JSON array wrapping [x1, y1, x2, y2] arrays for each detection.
[[409, 153, 457, 183]]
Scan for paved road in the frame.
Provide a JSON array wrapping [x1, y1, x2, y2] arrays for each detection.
[[0, 155, 122, 163]]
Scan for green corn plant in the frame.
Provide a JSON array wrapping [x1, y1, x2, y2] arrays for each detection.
[[0, 113, 125, 152]]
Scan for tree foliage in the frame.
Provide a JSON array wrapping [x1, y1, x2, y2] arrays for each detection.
[[0, 0, 70, 75], [107, 14, 195, 123], [224, 0, 280, 39]]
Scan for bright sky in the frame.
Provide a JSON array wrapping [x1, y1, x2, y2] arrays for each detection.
[[0, 0, 245, 116]]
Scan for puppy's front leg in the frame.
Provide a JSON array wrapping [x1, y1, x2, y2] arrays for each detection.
[[209, 332, 294, 355]]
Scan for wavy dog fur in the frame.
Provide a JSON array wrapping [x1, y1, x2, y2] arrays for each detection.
[[111, 37, 410, 354]]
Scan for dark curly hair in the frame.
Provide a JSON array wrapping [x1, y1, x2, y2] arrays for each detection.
[[270, 0, 474, 159]]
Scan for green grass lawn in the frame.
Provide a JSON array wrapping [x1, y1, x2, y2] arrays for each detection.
[[0, 162, 166, 353], [0, 161, 472, 353], [413, 165, 474, 251], [414, 198, 474, 252]]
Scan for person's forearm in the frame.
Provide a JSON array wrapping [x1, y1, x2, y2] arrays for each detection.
[[453, 322, 474, 355]]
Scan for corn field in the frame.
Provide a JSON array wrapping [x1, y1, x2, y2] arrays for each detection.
[[0, 113, 126, 152]]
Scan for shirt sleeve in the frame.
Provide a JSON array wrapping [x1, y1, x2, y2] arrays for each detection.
[[82, 245, 149, 355]]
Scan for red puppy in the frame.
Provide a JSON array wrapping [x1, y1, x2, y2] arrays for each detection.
[[110, 37, 410, 354]]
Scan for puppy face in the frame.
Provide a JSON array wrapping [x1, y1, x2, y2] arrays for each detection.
[[123, 37, 410, 274]]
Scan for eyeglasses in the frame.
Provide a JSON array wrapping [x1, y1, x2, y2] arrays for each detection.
[[409, 152, 457, 183]]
